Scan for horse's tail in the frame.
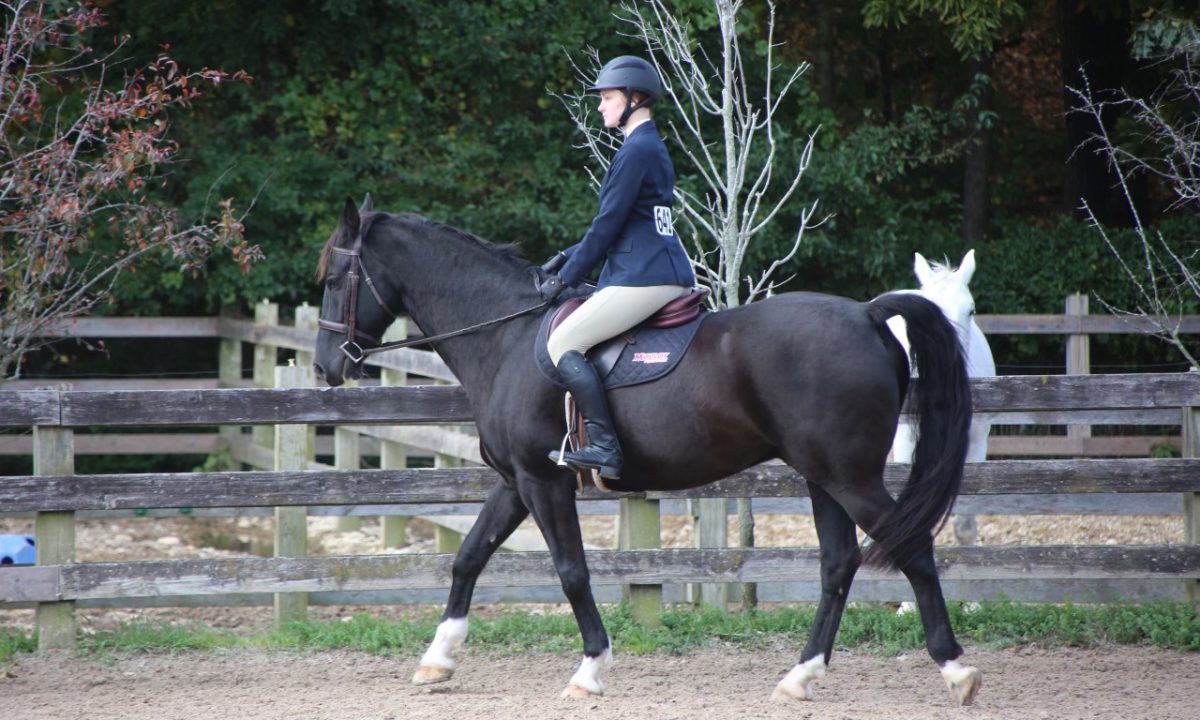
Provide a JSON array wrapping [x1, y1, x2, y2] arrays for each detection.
[[864, 292, 972, 568]]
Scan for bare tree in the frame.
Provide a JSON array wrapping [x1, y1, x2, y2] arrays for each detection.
[[556, 0, 821, 608], [1069, 33, 1200, 369], [0, 1, 259, 382], [557, 0, 822, 310]]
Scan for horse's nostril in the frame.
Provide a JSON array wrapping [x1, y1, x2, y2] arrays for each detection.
[[313, 362, 325, 379]]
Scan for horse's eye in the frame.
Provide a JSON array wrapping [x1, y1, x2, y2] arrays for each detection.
[[326, 277, 341, 290]]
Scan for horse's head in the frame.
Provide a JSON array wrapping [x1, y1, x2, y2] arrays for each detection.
[[913, 249, 978, 339], [313, 193, 403, 386]]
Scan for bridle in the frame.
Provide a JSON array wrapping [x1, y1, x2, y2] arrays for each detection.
[[317, 229, 403, 363], [318, 228, 551, 364]]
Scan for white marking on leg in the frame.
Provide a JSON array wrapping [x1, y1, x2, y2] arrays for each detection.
[[771, 653, 826, 702], [563, 645, 614, 698], [422, 617, 468, 669], [940, 659, 982, 706]]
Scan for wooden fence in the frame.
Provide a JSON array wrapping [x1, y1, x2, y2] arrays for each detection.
[[2, 371, 1199, 651]]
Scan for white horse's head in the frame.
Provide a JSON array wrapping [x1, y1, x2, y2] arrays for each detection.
[[913, 249, 977, 338]]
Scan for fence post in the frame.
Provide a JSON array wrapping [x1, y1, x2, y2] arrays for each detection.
[[380, 319, 409, 549], [692, 498, 729, 608], [1183, 404, 1199, 603], [618, 497, 662, 626], [334, 427, 363, 532], [1066, 293, 1091, 452], [217, 309, 242, 458], [435, 449, 464, 553], [253, 300, 280, 459], [274, 362, 309, 626], [33, 424, 75, 650], [293, 304, 320, 464]]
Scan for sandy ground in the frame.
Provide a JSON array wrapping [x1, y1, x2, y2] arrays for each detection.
[[4, 644, 1198, 720]]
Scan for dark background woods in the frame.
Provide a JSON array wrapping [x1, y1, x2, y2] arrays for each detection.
[[32, 0, 1200, 375]]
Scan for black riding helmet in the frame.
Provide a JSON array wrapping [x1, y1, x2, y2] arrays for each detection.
[[589, 55, 661, 127]]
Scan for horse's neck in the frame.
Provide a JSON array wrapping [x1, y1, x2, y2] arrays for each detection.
[[964, 319, 996, 377], [385, 228, 536, 388]]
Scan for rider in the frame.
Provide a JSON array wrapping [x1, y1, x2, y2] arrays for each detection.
[[539, 55, 695, 480]]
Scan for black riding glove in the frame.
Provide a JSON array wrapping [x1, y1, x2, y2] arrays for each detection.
[[541, 251, 568, 274], [539, 274, 565, 302]]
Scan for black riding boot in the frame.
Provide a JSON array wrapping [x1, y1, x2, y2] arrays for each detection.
[[550, 350, 624, 479]]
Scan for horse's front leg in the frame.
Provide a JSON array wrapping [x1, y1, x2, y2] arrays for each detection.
[[518, 474, 612, 698], [413, 480, 529, 686]]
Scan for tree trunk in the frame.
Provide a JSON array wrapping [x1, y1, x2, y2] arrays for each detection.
[[963, 54, 994, 245], [815, 2, 835, 109], [877, 29, 894, 122], [1058, 0, 1134, 226]]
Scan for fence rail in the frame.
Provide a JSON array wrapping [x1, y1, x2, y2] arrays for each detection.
[[3, 304, 1200, 651]]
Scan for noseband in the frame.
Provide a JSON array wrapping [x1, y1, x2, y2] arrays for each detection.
[[317, 229, 402, 363], [318, 229, 551, 364]]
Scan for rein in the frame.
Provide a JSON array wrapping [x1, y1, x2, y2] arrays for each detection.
[[318, 228, 550, 364]]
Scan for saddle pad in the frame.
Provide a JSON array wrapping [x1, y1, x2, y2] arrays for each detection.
[[535, 307, 707, 390]]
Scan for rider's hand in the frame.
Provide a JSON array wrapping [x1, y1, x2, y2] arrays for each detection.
[[541, 251, 568, 274], [539, 274, 565, 302]]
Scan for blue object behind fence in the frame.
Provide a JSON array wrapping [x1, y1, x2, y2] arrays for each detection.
[[0, 534, 36, 565]]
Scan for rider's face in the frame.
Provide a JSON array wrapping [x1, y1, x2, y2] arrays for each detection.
[[597, 89, 627, 128]]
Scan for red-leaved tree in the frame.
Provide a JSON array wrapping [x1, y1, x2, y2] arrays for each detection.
[[0, 0, 260, 381]]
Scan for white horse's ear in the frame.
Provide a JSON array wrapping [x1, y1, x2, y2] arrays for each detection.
[[958, 249, 977, 285], [914, 252, 934, 287], [359, 192, 374, 214]]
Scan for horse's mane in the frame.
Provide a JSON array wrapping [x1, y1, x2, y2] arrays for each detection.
[[316, 211, 527, 283], [408, 214, 528, 270], [925, 257, 954, 277]]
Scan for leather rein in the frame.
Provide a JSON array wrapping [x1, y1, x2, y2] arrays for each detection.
[[317, 230, 549, 364]]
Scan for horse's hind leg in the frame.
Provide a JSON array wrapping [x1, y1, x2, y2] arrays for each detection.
[[413, 480, 529, 686], [838, 483, 981, 706], [897, 543, 981, 705], [772, 482, 860, 703]]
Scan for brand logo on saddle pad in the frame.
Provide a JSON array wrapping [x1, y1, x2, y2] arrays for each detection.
[[632, 351, 671, 364], [654, 206, 674, 236]]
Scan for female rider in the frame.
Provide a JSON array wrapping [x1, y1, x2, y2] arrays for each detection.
[[539, 56, 695, 480]]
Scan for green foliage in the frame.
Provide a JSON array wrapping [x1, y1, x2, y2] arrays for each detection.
[[96, 0, 621, 315], [1131, 11, 1200, 59], [863, 0, 1026, 59], [775, 78, 997, 300]]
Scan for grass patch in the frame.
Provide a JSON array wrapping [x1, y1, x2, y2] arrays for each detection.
[[1, 627, 36, 663], [82, 622, 241, 658], [1, 601, 1197, 663]]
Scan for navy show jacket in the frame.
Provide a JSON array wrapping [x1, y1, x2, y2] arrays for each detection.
[[558, 121, 696, 290]]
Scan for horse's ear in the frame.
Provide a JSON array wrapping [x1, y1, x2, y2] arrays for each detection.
[[339, 197, 361, 247], [359, 193, 374, 214], [957, 249, 977, 285], [913, 252, 934, 287]]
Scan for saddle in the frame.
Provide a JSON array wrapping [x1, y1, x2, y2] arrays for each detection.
[[535, 288, 710, 492], [534, 288, 709, 389]]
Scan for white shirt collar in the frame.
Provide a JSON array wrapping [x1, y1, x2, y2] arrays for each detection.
[[621, 116, 651, 137]]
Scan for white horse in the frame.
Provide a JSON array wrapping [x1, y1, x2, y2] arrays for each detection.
[[888, 250, 995, 543]]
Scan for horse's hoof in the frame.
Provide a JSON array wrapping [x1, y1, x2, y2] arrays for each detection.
[[412, 665, 455, 685], [770, 684, 813, 703], [941, 661, 981, 706], [771, 655, 825, 703], [562, 682, 601, 699]]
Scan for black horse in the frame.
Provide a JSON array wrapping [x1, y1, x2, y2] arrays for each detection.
[[313, 196, 981, 705]]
